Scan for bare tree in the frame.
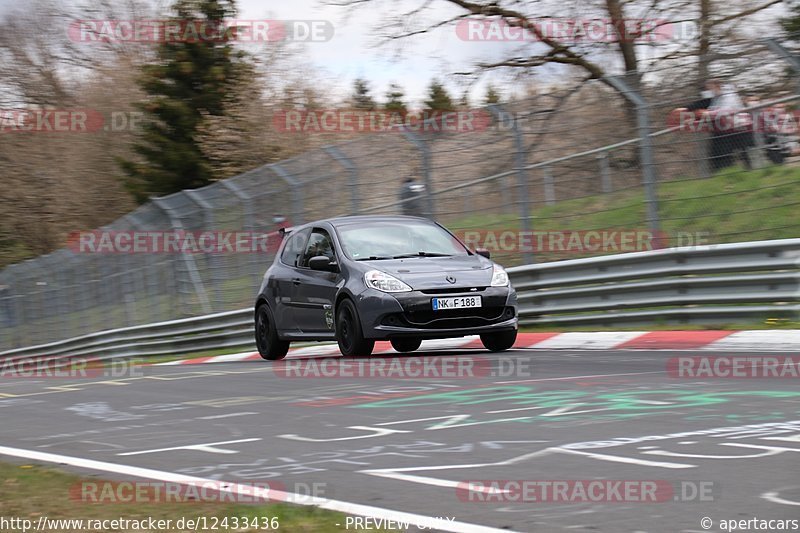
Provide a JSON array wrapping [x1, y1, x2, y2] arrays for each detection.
[[328, 0, 783, 90]]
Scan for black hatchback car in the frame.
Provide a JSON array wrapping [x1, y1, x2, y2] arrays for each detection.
[[254, 215, 518, 359]]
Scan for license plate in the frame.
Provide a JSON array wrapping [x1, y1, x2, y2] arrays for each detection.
[[432, 296, 482, 310]]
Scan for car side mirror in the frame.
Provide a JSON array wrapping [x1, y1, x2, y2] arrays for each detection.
[[309, 255, 338, 272], [475, 248, 491, 259]]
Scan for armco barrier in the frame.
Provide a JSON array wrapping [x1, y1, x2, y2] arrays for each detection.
[[1, 239, 798, 362]]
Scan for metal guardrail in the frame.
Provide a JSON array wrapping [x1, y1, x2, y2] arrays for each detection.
[[1, 239, 798, 362], [513, 238, 800, 326]]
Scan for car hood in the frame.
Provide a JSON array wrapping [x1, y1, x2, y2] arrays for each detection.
[[360, 255, 493, 290]]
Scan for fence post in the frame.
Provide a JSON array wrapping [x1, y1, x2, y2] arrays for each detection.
[[220, 179, 261, 287], [598, 152, 612, 193], [219, 180, 255, 232], [2, 264, 23, 349], [152, 197, 212, 315], [749, 108, 768, 169], [324, 145, 360, 214], [400, 129, 436, 219], [604, 75, 661, 234], [124, 211, 158, 324], [270, 163, 306, 225], [543, 166, 555, 206], [0, 276, 10, 349], [694, 132, 711, 179], [487, 104, 533, 264], [184, 190, 222, 312], [764, 38, 800, 93]]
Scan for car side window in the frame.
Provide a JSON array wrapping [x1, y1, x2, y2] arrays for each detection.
[[280, 229, 310, 267], [299, 229, 336, 268]]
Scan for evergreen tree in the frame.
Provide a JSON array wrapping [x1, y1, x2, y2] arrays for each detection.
[[118, 0, 248, 202], [352, 78, 376, 110], [384, 83, 407, 113], [424, 79, 454, 113], [783, 3, 800, 36], [484, 84, 501, 105]]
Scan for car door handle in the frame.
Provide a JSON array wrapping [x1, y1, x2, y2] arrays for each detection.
[[292, 278, 301, 286]]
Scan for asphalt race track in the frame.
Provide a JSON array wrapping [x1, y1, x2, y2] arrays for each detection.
[[1, 344, 799, 532]]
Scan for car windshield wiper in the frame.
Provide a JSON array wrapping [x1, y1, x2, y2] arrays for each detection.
[[392, 252, 453, 259], [355, 255, 393, 261]]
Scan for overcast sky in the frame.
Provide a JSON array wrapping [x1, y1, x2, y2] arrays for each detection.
[[0, 0, 520, 106], [0, 0, 786, 106], [234, 0, 528, 106]]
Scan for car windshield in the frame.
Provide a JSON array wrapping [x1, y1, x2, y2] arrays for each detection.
[[336, 221, 469, 260]]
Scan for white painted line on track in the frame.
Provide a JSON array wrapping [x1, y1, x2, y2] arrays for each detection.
[[762, 490, 800, 506], [0, 445, 518, 533], [117, 438, 262, 456], [196, 412, 259, 420]]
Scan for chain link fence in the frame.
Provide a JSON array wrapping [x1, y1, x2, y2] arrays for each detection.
[[2, 38, 799, 350]]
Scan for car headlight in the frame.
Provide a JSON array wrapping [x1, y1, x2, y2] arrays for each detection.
[[365, 270, 412, 293], [490, 264, 509, 287]]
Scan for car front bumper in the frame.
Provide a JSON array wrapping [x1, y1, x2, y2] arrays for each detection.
[[354, 285, 518, 340]]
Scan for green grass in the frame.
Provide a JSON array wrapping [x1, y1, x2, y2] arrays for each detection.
[[445, 163, 800, 266], [0, 462, 394, 532]]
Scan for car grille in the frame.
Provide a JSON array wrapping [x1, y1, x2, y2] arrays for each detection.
[[419, 287, 486, 294], [382, 307, 515, 329]]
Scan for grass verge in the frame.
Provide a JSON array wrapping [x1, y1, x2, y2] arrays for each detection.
[[0, 462, 392, 532]]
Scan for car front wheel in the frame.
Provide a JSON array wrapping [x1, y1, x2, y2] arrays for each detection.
[[480, 330, 517, 352], [336, 299, 375, 357], [255, 304, 290, 360]]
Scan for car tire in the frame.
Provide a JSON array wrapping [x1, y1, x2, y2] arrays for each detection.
[[336, 299, 375, 357], [390, 338, 422, 353], [480, 330, 517, 352], [255, 304, 290, 360]]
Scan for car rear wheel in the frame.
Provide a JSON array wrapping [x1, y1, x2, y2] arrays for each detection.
[[390, 338, 422, 353], [255, 304, 290, 360], [480, 330, 517, 352], [336, 299, 375, 357]]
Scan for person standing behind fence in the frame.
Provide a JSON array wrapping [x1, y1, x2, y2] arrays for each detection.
[[680, 80, 753, 172], [399, 177, 427, 216]]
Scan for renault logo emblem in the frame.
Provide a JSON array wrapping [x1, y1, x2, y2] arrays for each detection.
[[446, 275, 456, 284]]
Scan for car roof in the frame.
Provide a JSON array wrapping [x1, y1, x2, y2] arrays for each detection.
[[295, 215, 435, 230]]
